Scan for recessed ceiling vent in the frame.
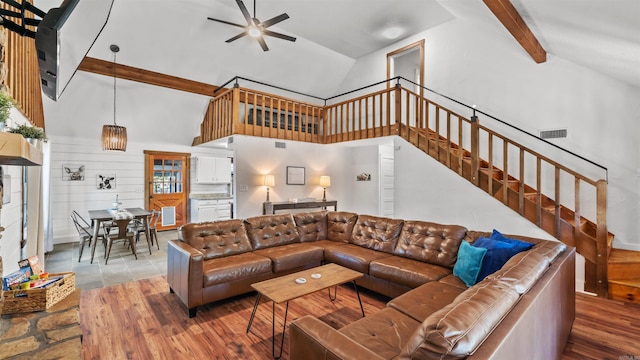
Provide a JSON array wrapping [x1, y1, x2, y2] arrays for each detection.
[[275, 142, 286, 149], [539, 128, 567, 139]]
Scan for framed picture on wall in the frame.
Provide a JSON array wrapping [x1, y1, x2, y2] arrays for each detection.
[[286, 166, 305, 185], [97, 174, 116, 190], [62, 164, 85, 181]]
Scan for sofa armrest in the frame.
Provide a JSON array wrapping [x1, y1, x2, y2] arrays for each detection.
[[290, 315, 385, 360], [167, 239, 204, 312]]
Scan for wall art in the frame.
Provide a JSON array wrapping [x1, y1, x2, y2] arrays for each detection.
[[97, 174, 116, 190], [356, 173, 371, 181], [286, 166, 305, 185], [62, 164, 85, 181]]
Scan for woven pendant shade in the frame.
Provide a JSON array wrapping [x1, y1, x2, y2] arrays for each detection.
[[101, 44, 127, 151], [102, 124, 127, 151]]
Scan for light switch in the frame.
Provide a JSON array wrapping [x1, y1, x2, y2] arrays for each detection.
[[238, 184, 248, 192]]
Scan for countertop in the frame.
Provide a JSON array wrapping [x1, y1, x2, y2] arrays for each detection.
[[190, 193, 233, 200]]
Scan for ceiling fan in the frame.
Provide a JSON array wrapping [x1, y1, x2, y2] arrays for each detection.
[[207, 0, 296, 51]]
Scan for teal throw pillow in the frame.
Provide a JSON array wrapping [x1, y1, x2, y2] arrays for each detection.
[[453, 240, 487, 287]]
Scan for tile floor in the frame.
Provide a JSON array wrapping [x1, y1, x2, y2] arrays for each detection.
[[44, 229, 179, 290]]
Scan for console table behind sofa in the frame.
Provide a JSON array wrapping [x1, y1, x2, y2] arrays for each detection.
[[262, 200, 337, 215]]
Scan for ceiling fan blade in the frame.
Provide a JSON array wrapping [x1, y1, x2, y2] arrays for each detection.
[[263, 30, 296, 42], [256, 36, 269, 51], [207, 17, 246, 29], [226, 31, 249, 43], [236, 0, 253, 25], [260, 13, 289, 28]]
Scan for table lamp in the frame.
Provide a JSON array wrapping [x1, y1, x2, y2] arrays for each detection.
[[319, 176, 331, 201], [264, 175, 275, 202]]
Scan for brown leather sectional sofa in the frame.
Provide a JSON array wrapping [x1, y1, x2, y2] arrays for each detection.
[[167, 210, 575, 359]]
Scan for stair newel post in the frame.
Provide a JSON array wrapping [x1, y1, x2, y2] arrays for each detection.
[[231, 84, 240, 137], [394, 82, 402, 137], [595, 179, 608, 297], [470, 109, 480, 186]]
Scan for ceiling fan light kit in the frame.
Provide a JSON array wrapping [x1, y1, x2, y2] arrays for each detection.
[[207, 0, 296, 51]]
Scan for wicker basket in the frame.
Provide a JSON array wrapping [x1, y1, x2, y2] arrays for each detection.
[[1, 272, 75, 314]]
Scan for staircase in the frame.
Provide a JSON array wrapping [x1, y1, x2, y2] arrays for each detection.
[[195, 78, 615, 297], [608, 249, 640, 303]]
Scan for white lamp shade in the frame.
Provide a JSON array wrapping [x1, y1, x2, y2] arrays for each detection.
[[264, 174, 275, 187], [319, 176, 331, 187]]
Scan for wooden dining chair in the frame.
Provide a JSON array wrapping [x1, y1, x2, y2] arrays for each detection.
[[103, 218, 137, 264]]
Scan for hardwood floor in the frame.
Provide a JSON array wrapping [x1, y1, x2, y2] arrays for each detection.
[[80, 276, 640, 359]]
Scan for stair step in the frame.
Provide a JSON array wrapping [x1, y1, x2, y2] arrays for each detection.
[[608, 248, 640, 280], [608, 279, 640, 304]]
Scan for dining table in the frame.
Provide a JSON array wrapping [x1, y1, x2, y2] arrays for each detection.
[[88, 207, 152, 264]]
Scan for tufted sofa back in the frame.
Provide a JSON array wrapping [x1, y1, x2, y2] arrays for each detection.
[[351, 214, 403, 253], [394, 221, 467, 268], [293, 211, 328, 242], [326, 211, 358, 242], [244, 214, 299, 250], [179, 220, 252, 260]]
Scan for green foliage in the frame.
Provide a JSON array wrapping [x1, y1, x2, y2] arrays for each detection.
[[8, 123, 47, 140], [0, 91, 13, 124]]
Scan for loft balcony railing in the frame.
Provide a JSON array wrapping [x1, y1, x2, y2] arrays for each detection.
[[196, 76, 611, 297]]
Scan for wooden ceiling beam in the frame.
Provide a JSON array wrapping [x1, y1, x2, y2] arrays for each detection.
[[483, 0, 547, 63], [78, 57, 219, 96]]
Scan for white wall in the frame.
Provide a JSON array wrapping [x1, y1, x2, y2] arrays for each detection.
[[1, 109, 33, 274], [335, 16, 640, 250], [232, 135, 350, 219], [50, 135, 232, 244]]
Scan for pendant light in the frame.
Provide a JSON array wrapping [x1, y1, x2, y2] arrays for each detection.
[[102, 44, 127, 151]]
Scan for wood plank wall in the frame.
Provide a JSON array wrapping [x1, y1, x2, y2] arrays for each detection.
[[0, 4, 45, 129]]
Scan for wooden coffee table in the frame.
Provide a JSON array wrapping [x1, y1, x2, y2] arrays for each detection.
[[246, 263, 365, 359]]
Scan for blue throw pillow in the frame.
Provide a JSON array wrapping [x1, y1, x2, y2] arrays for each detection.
[[490, 229, 535, 252], [453, 240, 487, 287], [473, 237, 524, 281]]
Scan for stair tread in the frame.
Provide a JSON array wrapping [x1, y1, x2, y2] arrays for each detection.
[[608, 248, 640, 264], [609, 279, 640, 287]]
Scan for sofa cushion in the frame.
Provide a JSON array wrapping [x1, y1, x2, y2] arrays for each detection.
[[293, 211, 328, 242], [400, 279, 520, 359], [202, 252, 272, 287], [244, 214, 299, 250], [473, 236, 527, 282], [369, 256, 451, 289], [327, 211, 358, 242], [254, 243, 324, 273], [339, 308, 420, 359], [487, 244, 551, 294], [324, 244, 391, 274], [453, 240, 487, 287], [387, 282, 465, 322], [351, 215, 404, 253], [394, 221, 467, 268], [438, 274, 468, 290], [179, 220, 252, 261]]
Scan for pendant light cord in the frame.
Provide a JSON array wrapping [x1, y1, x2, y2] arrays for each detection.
[[113, 49, 117, 126]]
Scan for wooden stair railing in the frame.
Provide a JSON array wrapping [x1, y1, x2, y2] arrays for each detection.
[[196, 82, 612, 297]]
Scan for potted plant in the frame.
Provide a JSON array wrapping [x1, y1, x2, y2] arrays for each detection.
[[8, 123, 47, 143], [0, 91, 13, 131]]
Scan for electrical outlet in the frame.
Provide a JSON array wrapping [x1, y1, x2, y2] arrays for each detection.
[[238, 184, 248, 192]]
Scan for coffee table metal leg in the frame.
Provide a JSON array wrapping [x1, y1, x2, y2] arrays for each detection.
[[328, 285, 338, 301], [353, 280, 365, 317], [246, 293, 262, 334], [272, 301, 289, 359]]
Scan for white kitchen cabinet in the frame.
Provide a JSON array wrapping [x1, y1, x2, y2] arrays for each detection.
[[194, 157, 232, 184], [191, 199, 233, 222]]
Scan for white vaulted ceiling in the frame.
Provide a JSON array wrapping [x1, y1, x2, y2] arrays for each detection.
[[34, 0, 640, 145]]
